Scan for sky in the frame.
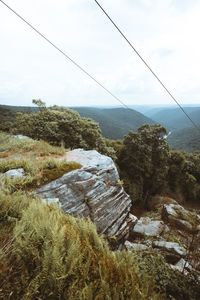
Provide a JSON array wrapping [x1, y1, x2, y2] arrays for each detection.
[[0, 0, 200, 107]]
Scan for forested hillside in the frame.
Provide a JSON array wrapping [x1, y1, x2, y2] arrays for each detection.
[[167, 126, 200, 153], [71, 106, 155, 139], [150, 107, 200, 131]]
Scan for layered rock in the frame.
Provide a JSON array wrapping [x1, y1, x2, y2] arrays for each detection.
[[152, 241, 186, 257], [37, 149, 133, 239]]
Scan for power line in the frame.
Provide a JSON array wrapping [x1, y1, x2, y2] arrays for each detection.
[[0, 0, 132, 111], [94, 0, 200, 132]]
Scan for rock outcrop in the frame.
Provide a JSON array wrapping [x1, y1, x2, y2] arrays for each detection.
[[162, 203, 200, 233], [37, 149, 134, 239]]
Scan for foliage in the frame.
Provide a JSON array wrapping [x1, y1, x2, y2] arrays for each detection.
[[14, 100, 115, 158], [118, 124, 170, 204], [0, 188, 161, 300], [0, 104, 38, 133], [137, 251, 200, 300], [167, 150, 200, 202]]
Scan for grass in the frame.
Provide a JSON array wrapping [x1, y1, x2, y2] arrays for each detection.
[[0, 131, 65, 157], [0, 132, 81, 191], [0, 158, 82, 191]]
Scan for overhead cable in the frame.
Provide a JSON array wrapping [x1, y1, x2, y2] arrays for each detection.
[[0, 0, 132, 111], [94, 0, 200, 131]]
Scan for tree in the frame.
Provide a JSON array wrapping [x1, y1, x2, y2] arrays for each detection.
[[15, 100, 115, 157], [118, 124, 170, 204], [167, 150, 200, 202]]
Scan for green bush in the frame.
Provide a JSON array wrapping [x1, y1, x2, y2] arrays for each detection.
[[136, 251, 200, 300], [14, 100, 115, 158]]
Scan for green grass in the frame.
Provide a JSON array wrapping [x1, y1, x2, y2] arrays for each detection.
[[0, 158, 82, 191], [0, 131, 65, 156], [0, 132, 81, 191]]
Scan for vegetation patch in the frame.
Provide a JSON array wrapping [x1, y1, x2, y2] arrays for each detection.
[[0, 185, 161, 300], [40, 160, 82, 184], [0, 131, 65, 157]]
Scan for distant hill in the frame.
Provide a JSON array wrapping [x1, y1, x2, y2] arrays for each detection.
[[0, 104, 155, 139], [150, 107, 200, 131], [71, 107, 155, 139], [167, 126, 200, 153]]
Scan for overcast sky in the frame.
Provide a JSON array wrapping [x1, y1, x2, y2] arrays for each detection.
[[0, 0, 200, 107]]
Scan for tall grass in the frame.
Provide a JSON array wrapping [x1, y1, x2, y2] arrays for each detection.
[[0, 194, 160, 300], [0, 131, 65, 156]]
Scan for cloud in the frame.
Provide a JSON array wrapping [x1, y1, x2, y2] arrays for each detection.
[[0, 0, 200, 107]]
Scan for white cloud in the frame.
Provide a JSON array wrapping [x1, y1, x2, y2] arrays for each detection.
[[0, 0, 200, 107]]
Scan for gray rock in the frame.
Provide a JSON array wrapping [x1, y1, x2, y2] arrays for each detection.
[[4, 168, 25, 179], [152, 241, 186, 257], [162, 204, 179, 220], [37, 149, 133, 238], [115, 213, 138, 240], [14, 135, 29, 139], [162, 203, 199, 233], [131, 217, 165, 237], [175, 258, 192, 272], [124, 241, 148, 251]]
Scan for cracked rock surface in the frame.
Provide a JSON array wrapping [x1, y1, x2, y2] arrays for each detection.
[[36, 149, 133, 238]]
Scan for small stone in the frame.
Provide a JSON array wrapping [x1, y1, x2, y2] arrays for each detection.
[[152, 241, 186, 257], [175, 258, 192, 272], [124, 241, 148, 251], [4, 168, 25, 179], [131, 217, 165, 237]]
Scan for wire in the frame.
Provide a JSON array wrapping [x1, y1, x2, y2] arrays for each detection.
[[0, 0, 133, 111], [94, 0, 200, 132], [1, 0, 199, 131]]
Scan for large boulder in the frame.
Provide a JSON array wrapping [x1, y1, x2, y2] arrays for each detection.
[[37, 149, 134, 239]]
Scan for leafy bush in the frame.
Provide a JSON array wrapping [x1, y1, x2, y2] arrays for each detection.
[[138, 252, 200, 300], [14, 100, 115, 158]]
